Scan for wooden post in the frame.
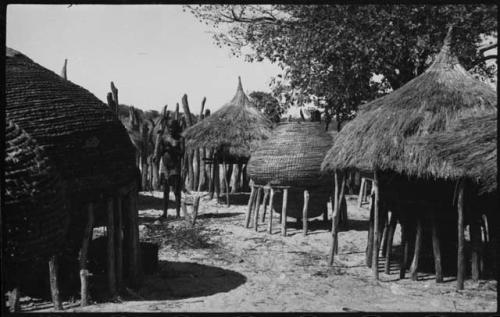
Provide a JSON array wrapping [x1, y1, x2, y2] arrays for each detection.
[[223, 162, 230, 207], [61, 58, 67, 80], [254, 187, 263, 231], [8, 287, 20, 312], [399, 215, 408, 279], [230, 164, 240, 193], [191, 196, 201, 227], [48, 255, 62, 310], [260, 187, 270, 222], [245, 185, 256, 228], [457, 179, 465, 290], [303, 190, 310, 236], [115, 195, 123, 290], [430, 212, 443, 283], [268, 188, 275, 234], [409, 217, 423, 281], [281, 188, 288, 236], [471, 218, 482, 282], [358, 178, 366, 207], [381, 215, 390, 257], [128, 185, 140, 288], [384, 212, 398, 274], [110, 81, 119, 115], [214, 161, 220, 201], [80, 203, 94, 307], [106, 197, 117, 296], [372, 170, 380, 279], [366, 194, 375, 268]]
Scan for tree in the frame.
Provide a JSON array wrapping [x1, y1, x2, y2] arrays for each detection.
[[187, 5, 497, 127], [249, 91, 286, 123]]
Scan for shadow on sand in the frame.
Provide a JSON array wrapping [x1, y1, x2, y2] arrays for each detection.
[[138, 261, 247, 300], [216, 192, 250, 206]]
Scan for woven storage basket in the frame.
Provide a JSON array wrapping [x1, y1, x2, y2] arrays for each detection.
[[4, 120, 68, 264], [247, 122, 334, 188], [270, 185, 332, 219], [6, 47, 137, 200]]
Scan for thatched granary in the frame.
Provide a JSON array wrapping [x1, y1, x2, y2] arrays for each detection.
[[5, 47, 142, 305], [320, 29, 497, 288], [247, 122, 334, 219], [182, 77, 272, 161], [4, 120, 68, 266]]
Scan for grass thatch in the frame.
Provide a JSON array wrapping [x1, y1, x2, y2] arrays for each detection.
[[247, 122, 334, 188], [417, 113, 497, 194], [182, 77, 272, 158], [321, 29, 497, 179]]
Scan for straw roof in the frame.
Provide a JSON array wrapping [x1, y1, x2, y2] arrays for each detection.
[[6, 47, 137, 200], [5, 120, 68, 263], [418, 113, 497, 194], [248, 122, 334, 188], [182, 77, 272, 159], [321, 29, 497, 178]]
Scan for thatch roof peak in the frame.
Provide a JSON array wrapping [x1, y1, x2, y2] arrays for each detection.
[[229, 76, 253, 108]]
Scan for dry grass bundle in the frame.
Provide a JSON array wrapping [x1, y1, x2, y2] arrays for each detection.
[[321, 30, 497, 179], [182, 77, 272, 159], [248, 122, 335, 188], [418, 113, 497, 194], [6, 47, 137, 200], [4, 120, 68, 264]]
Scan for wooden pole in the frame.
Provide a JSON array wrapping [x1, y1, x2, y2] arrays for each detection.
[[110, 81, 119, 115], [61, 58, 68, 80], [260, 187, 270, 222], [358, 178, 366, 207], [224, 163, 230, 207], [281, 188, 288, 236], [399, 214, 408, 279], [245, 185, 256, 228], [214, 160, 220, 201], [106, 197, 117, 297], [383, 211, 398, 274], [430, 211, 443, 283], [191, 196, 201, 227], [80, 203, 94, 307], [48, 255, 62, 310], [457, 179, 465, 290], [303, 190, 310, 236], [254, 187, 263, 231], [471, 218, 482, 282], [115, 195, 123, 290], [372, 170, 380, 280], [268, 188, 275, 234], [410, 217, 423, 281], [366, 193, 375, 268], [329, 172, 340, 265], [128, 185, 140, 288]]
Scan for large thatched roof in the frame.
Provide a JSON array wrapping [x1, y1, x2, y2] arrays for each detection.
[[182, 77, 272, 158], [248, 122, 334, 188], [321, 29, 497, 178], [5, 120, 68, 264], [6, 47, 137, 200], [418, 113, 497, 194]]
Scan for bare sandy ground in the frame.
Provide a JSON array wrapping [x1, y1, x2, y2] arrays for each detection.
[[29, 191, 496, 313]]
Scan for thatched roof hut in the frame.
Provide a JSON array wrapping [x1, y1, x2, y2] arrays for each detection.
[[321, 30, 497, 177], [418, 113, 497, 194], [4, 120, 68, 265], [182, 77, 272, 161], [6, 47, 137, 201], [247, 122, 334, 218]]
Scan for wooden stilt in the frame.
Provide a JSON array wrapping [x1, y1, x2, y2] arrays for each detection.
[[106, 197, 117, 296], [381, 213, 390, 257], [254, 187, 263, 231], [80, 203, 94, 307], [384, 211, 398, 275], [410, 217, 423, 281], [366, 193, 375, 268], [223, 162, 230, 207], [268, 188, 275, 234], [302, 190, 310, 236], [8, 287, 20, 312], [372, 170, 380, 280], [245, 185, 256, 228], [261, 187, 270, 222], [471, 218, 482, 282], [457, 179, 465, 290], [191, 196, 201, 227], [430, 212, 443, 283], [329, 172, 340, 265], [214, 162, 220, 201], [358, 178, 366, 207], [281, 188, 288, 236], [115, 196, 123, 290], [128, 186, 140, 288], [48, 255, 62, 310], [208, 160, 214, 199], [399, 215, 408, 279], [481, 214, 489, 244]]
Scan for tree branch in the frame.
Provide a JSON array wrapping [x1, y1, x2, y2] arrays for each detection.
[[478, 42, 497, 54]]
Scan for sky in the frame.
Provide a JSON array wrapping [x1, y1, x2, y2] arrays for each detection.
[[6, 5, 282, 114]]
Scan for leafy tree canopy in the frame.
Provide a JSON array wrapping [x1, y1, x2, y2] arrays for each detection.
[[249, 91, 286, 123], [187, 5, 497, 126]]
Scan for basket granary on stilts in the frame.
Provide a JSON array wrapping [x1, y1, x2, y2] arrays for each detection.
[[5, 47, 141, 308], [4, 120, 68, 311], [321, 28, 497, 289], [247, 121, 335, 236], [182, 77, 272, 206]]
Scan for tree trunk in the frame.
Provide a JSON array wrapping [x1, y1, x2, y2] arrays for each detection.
[[230, 163, 240, 193]]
